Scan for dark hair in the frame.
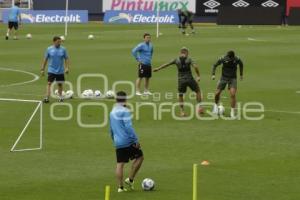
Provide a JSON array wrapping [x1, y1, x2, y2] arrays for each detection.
[[227, 50, 235, 59], [143, 33, 151, 38], [116, 91, 127, 103], [15, 2, 20, 6], [53, 36, 61, 42]]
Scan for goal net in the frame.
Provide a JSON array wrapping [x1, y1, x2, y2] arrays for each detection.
[[0, 98, 43, 152]]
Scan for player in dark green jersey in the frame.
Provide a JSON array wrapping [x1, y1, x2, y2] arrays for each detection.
[[153, 47, 203, 117], [211, 51, 244, 118], [178, 9, 195, 35]]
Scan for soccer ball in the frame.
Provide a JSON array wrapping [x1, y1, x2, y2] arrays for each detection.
[[105, 90, 115, 99], [65, 90, 74, 99], [82, 89, 94, 98], [88, 34, 95, 40], [60, 36, 65, 41], [142, 178, 155, 191], [26, 33, 32, 39], [218, 105, 225, 115], [94, 90, 102, 98]]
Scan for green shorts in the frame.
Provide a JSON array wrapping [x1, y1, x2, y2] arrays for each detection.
[[178, 79, 200, 95], [217, 78, 237, 90]]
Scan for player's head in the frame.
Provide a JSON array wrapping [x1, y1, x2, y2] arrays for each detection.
[[143, 33, 151, 43], [227, 51, 235, 59], [53, 36, 62, 48], [177, 9, 182, 14], [116, 91, 127, 104], [180, 47, 189, 57]]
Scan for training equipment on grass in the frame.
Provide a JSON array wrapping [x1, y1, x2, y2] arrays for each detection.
[[88, 34, 95, 40], [142, 178, 155, 191], [193, 164, 198, 200], [0, 98, 43, 152], [26, 34, 32, 39], [65, 90, 74, 99], [105, 185, 110, 200], [81, 89, 94, 98], [60, 36, 66, 41], [94, 90, 102, 98], [218, 105, 225, 115], [201, 160, 210, 166], [105, 90, 115, 99]]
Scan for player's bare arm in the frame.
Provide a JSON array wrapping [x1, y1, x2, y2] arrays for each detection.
[[192, 64, 200, 82], [65, 58, 70, 74], [153, 62, 173, 72], [239, 59, 244, 81], [41, 59, 48, 76]]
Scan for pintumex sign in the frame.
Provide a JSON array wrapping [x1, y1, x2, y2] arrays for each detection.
[[103, 0, 196, 12]]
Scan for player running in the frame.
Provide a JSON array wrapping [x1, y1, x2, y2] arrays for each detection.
[[178, 9, 195, 35], [41, 36, 70, 103], [109, 91, 144, 192], [153, 47, 203, 117], [211, 51, 244, 118], [132, 33, 154, 96], [5, 2, 21, 40]]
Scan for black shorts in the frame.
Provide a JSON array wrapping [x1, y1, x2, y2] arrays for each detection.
[[178, 79, 200, 95], [48, 73, 65, 83], [138, 64, 152, 78], [116, 144, 143, 163], [8, 22, 18, 30]]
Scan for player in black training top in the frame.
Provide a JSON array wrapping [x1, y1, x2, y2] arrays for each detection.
[[178, 9, 195, 35], [154, 47, 204, 117], [211, 51, 244, 118]]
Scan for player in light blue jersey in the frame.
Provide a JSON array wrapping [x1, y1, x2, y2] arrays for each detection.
[[6, 2, 22, 40], [41, 36, 70, 103], [109, 91, 144, 192], [132, 33, 154, 96]]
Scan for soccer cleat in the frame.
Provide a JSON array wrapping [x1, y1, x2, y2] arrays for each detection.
[[143, 91, 152, 95], [136, 91, 142, 96], [212, 104, 218, 115], [180, 111, 186, 117], [117, 187, 127, 193], [5, 36, 8, 40], [43, 98, 49, 104], [230, 109, 236, 119], [125, 178, 134, 190]]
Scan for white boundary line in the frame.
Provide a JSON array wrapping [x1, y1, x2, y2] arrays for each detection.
[[0, 67, 40, 87], [9, 101, 43, 152], [247, 37, 267, 42], [0, 98, 43, 152]]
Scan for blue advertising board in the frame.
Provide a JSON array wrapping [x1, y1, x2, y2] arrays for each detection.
[[2, 10, 88, 24], [104, 10, 179, 24]]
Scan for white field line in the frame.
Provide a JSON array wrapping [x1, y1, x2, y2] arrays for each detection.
[[0, 67, 40, 87], [247, 37, 267, 42]]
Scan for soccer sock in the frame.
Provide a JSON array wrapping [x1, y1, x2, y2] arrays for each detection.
[[6, 30, 9, 37]]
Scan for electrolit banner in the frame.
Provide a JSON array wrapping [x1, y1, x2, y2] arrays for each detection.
[[2, 10, 88, 24], [104, 10, 179, 24], [103, 0, 196, 12]]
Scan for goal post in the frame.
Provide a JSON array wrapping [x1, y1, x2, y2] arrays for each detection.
[[0, 98, 43, 152]]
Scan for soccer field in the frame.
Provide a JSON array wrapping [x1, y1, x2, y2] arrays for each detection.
[[0, 23, 300, 200]]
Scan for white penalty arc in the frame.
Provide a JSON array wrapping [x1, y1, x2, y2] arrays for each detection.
[[0, 67, 40, 87]]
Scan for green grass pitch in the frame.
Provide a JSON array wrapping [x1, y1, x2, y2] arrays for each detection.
[[0, 23, 300, 200]]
